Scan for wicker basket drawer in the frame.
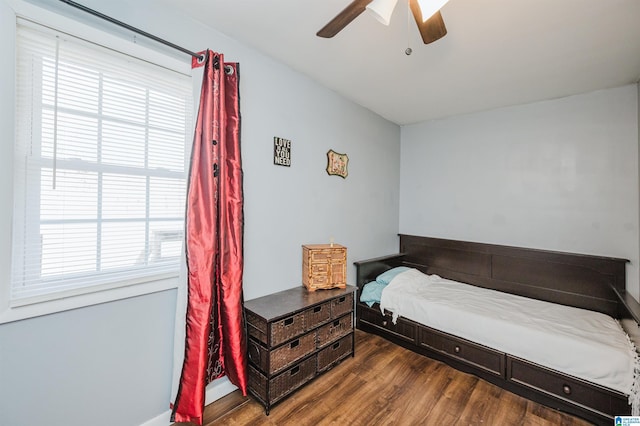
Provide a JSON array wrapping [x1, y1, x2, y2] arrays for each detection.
[[331, 293, 353, 318], [317, 313, 353, 348], [248, 332, 316, 375], [246, 311, 267, 342], [304, 301, 331, 330], [249, 356, 317, 406], [506, 356, 628, 417], [248, 311, 306, 347], [317, 334, 353, 372]]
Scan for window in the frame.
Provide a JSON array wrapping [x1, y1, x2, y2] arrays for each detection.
[[11, 20, 193, 305]]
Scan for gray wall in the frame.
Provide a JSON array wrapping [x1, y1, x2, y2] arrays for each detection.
[[400, 85, 640, 298], [0, 291, 177, 426], [0, 0, 401, 425]]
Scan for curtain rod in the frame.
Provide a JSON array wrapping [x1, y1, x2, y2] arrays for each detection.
[[58, 0, 205, 62]]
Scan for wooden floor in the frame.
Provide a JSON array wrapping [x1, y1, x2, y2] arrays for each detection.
[[177, 329, 593, 426]]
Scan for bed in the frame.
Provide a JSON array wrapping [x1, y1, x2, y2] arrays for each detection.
[[354, 234, 640, 425]]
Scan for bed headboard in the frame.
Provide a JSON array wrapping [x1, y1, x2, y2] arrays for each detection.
[[355, 234, 633, 320]]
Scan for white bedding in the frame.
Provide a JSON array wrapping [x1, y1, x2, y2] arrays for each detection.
[[379, 268, 640, 413]]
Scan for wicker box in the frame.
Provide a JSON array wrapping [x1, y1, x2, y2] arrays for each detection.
[[331, 293, 353, 318], [248, 355, 317, 406], [302, 244, 347, 291], [248, 331, 317, 375], [316, 313, 353, 348], [246, 310, 306, 347], [317, 334, 353, 372], [304, 301, 331, 330]]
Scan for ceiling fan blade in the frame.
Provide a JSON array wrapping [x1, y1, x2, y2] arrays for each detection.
[[409, 0, 447, 44], [317, 0, 373, 38]]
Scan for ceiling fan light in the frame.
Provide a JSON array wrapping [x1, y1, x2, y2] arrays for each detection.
[[366, 0, 400, 26], [416, 0, 450, 22]]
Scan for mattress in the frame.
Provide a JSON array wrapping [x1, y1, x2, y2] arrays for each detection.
[[378, 268, 640, 412]]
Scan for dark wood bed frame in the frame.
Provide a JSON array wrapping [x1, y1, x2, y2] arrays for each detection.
[[354, 234, 640, 425]]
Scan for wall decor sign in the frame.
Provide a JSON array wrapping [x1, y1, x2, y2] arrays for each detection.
[[326, 149, 348, 178], [273, 137, 291, 167]]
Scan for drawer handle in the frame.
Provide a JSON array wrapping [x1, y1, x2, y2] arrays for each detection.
[[562, 384, 572, 395], [332, 341, 341, 350], [313, 306, 322, 313], [382, 320, 388, 327], [248, 343, 259, 362], [284, 317, 294, 326], [338, 296, 346, 303], [290, 366, 300, 376], [290, 339, 300, 349], [333, 319, 340, 327], [454, 345, 461, 354]]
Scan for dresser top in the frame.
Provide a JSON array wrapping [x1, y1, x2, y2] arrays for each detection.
[[302, 243, 346, 250], [244, 285, 355, 321]]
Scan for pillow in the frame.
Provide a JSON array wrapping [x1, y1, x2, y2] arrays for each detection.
[[375, 266, 411, 285], [359, 281, 387, 307]]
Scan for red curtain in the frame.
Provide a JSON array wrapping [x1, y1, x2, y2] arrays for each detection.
[[171, 50, 247, 425]]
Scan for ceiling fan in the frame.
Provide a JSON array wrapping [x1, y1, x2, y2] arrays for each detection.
[[317, 0, 449, 45]]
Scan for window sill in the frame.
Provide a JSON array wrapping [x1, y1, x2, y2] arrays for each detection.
[[0, 274, 179, 324]]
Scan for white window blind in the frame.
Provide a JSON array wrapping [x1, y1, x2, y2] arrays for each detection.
[[11, 20, 193, 304]]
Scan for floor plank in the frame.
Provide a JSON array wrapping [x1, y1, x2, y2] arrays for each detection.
[[176, 330, 594, 426]]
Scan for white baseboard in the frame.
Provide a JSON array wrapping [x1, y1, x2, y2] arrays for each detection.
[[204, 376, 238, 405], [140, 410, 171, 426], [139, 377, 238, 426]]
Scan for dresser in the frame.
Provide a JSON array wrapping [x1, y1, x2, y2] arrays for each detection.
[[245, 285, 356, 414]]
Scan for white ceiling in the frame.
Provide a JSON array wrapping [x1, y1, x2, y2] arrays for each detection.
[[162, 0, 640, 125]]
